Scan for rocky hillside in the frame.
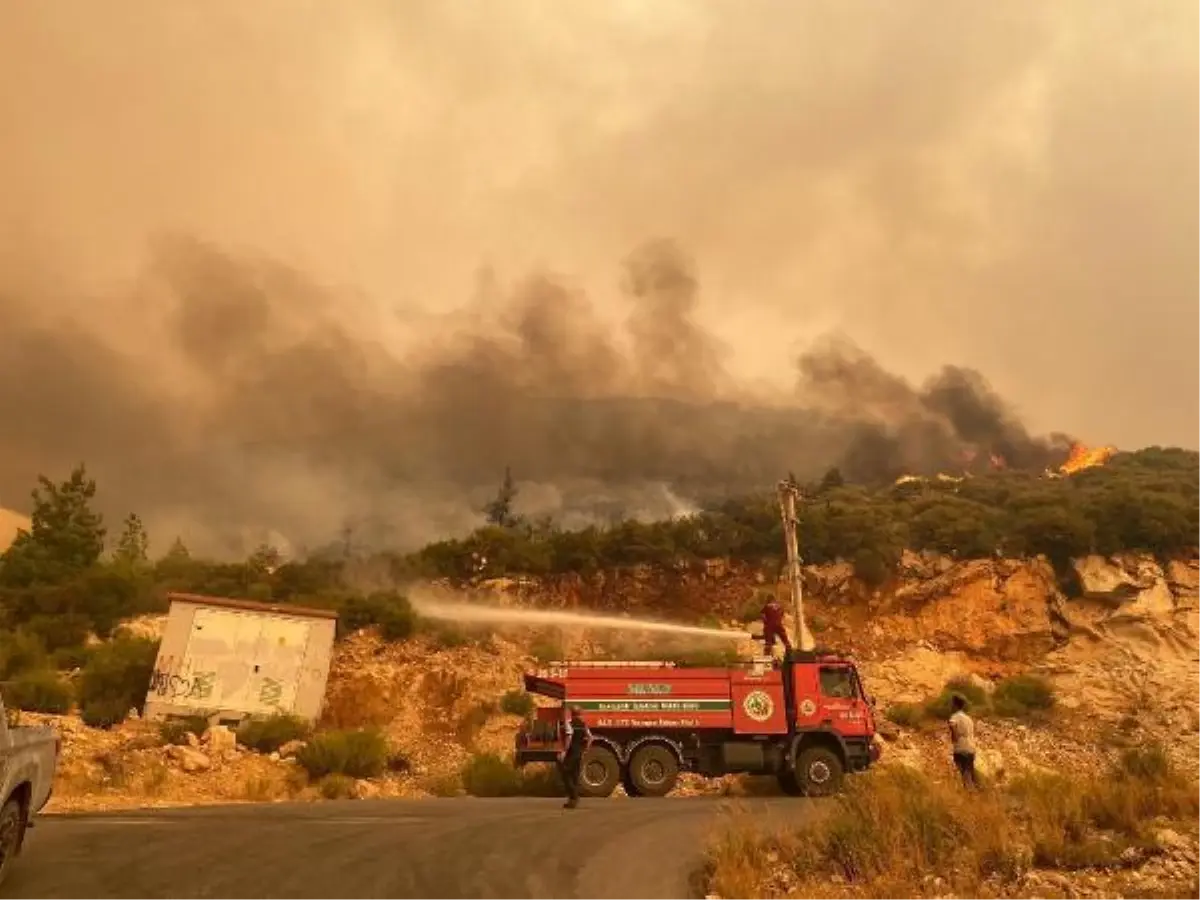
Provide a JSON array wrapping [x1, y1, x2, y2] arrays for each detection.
[[26, 549, 1197, 824]]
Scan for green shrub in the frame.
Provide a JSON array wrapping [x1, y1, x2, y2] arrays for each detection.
[[296, 728, 389, 779], [81, 695, 133, 729], [237, 714, 310, 753], [0, 630, 48, 680], [335, 591, 416, 641], [925, 676, 990, 720], [460, 753, 563, 798], [318, 773, 357, 799], [76, 636, 159, 728], [51, 643, 95, 671], [159, 715, 211, 746], [499, 690, 534, 717], [462, 752, 523, 797], [5, 669, 73, 714], [884, 702, 925, 728], [991, 674, 1055, 719]]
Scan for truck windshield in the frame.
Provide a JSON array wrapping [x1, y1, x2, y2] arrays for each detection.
[[819, 666, 858, 699]]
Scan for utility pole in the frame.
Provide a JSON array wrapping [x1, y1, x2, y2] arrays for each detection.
[[777, 479, 815, 652]]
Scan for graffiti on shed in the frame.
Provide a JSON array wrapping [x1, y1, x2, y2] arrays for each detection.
[[143, 593, 338, 724]]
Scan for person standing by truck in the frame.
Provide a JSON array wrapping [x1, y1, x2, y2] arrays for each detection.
[[761, 594, 792, 657], [948, 694, 978, 789], [557, 704, 592, 809]]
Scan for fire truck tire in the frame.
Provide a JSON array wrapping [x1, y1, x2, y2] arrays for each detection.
[[776, 766, 803, 796], [626, 744, 679, 798], [620, 770, 644, 797], [796, 746, 844, 797], [578, 746, 621, 798]]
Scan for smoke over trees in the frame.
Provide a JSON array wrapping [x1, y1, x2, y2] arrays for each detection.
[[1, 237, 1072, 555]]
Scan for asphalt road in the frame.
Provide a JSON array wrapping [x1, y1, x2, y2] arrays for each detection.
[[6, 797, 813, 899]]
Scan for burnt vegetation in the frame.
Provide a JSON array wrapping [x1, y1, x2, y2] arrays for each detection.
[[0, 448, 1195, 716]]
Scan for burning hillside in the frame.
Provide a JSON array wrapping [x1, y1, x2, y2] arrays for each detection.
[[1060, 442, 1118, 475]]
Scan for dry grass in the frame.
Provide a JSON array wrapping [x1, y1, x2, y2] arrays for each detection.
[[240, 769, 302, 802], [139, 761, 170, 796], [703, 745, 1199, 898]]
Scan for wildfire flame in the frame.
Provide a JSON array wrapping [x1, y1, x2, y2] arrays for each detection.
[[1059, 442, 1117, 475]]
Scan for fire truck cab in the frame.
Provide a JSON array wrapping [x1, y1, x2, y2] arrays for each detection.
[[514, 649, 879, 798]]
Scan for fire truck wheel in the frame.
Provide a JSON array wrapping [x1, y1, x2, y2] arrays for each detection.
[[627, 744, 679, 798], [578, 746, 620, 798], [620, 769, 644, 797], [776, 766, 803, 796], [797, 746, 844, 797]]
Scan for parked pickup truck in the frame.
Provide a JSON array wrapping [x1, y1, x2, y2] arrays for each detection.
[[0, 691, 60, 886]]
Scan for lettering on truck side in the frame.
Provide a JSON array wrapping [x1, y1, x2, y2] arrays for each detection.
[[596, 718, 701, 729], [627, 683, 672, 695], [576, 700, 730, 713]]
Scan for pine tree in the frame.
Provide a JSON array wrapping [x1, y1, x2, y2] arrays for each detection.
[[483, 466, 520, 528], [112, 513, 150, 568], [0, 465, 106, 587]]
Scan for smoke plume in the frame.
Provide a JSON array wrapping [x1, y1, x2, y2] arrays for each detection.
[[0, 2, 1194, 555]]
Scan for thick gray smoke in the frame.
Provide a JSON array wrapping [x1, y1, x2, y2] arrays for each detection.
[[0, 236, 1069, 554], [0, 2, 1194, 555]]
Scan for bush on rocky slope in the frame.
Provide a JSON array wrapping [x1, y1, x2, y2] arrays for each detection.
[[4, 668, 73, 714], [237, 714, 310, 753], [296, 728, 390, 779], [890, 674, 1057, 727], [77, 635, 160, 728]]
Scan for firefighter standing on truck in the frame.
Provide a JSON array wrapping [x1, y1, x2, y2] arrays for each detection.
[[558, 704, 592, 809], [761, 593, 793, 657]]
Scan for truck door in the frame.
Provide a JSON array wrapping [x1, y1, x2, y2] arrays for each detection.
[[817, 665, 871, 738]]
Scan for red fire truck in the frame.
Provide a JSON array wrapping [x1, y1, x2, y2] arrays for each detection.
[[513, 650, 880, 798]]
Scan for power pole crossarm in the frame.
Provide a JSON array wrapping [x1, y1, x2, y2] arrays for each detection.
[[777, 480, 815, 652]]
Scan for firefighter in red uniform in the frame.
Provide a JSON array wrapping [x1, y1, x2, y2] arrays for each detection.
[[761, 595, 792, 656]]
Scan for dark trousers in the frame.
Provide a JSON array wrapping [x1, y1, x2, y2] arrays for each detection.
[[953, 751, 977, 789], [764, 626, 792, 654], [558, 753, 582, 804]]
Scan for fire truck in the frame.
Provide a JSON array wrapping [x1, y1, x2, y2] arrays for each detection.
[[513, 482, 880, 798], [513, 649, 879, 798]]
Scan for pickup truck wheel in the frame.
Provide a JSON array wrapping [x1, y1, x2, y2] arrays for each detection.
[[797, 747, 844, 797], [578, 746, 620, 798], [627, 744, 679, 798], [0, 798, 25, 887]]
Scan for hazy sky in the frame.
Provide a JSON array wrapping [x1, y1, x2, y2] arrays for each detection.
[[0, 1, 1195, 552]]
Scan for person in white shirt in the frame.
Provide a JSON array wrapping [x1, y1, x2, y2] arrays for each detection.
[[948, 694, 978, 789]]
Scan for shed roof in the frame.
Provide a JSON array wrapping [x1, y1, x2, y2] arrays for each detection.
[[165, 592, 339, 621]]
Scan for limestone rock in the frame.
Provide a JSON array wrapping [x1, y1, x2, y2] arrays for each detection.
[[1075, 555, 1144, 600], [166, 744, 212, 774], [202, 725, 237, 755], [278, 739, 306, 759]]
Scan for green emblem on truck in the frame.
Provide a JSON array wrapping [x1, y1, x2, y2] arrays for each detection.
[[743, 690, 774, 722]]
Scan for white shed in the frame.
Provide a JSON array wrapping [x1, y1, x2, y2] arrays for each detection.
[[143, 593, 338, 724]]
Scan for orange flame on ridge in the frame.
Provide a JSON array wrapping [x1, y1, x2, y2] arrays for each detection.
[[1059, 442, 1117, 475]]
